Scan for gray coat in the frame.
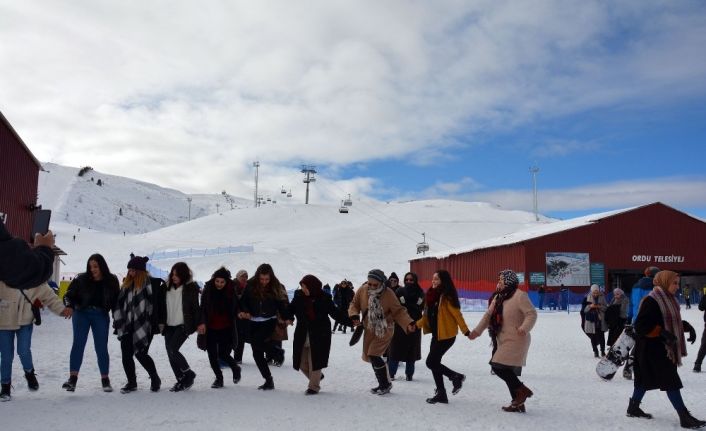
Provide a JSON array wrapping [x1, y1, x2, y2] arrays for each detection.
[[583, 293, 608, 334]]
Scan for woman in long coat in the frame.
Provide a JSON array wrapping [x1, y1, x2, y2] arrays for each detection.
[[287, 274, 337, 394], [583, 284, 608, 357], [627, 270, 704, 428], [470, 269, 537, 412], [388, 272, 425, 381], [349, 269, 415, 395]]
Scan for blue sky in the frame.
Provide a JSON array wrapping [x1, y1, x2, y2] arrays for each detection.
[[1, 1, 705, 219]]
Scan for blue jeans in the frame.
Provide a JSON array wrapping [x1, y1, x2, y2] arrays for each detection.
[[388, 359, 416, 378], [0, 324, 34, 384], [70, 308, 110, 375]]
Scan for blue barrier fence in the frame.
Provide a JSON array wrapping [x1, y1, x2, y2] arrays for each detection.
[[149, 245, 254, 260]]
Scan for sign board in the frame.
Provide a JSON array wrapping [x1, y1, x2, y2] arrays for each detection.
[[529, 272, 546, 285], [517, 272, 525, 284], [590, 263, 605, 287], [546, 252, 590, 286]]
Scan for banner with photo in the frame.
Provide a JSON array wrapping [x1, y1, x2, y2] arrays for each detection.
[[546, 252, 591, 287]]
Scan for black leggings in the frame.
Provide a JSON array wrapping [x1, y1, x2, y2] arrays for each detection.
[[120, 334, 157, 383], [590, 331, 606, 354], [249, 320, 277, 379], [206, 328, 238, 379], [492, 366, 522, 399], [164, 325, 190, 380], [426, 337, 457, 392]]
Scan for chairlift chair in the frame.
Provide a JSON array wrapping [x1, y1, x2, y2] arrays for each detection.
[[338, 201, 349, 214], [287, 189, 292, 198], [416, 232, 429, 254], [281, 186, 286, 194], [343, 193, 353, 207]]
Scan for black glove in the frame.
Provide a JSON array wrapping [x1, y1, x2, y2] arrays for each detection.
[[660, 329, 677, 347], [683, 320, 697, 344]]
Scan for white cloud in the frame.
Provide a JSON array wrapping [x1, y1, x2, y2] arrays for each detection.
[[1, 0, 705, 196]]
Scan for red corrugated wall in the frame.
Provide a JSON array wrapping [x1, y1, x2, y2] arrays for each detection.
[[0, 118, 40, 241], [410, 203, 706, 296], [410, 244, 525, 294]]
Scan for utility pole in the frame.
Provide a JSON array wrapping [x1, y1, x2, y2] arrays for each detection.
[[253, 161, 260, 207], [187, 197, 192, 220], [530, 166, 540, 221], [301, 165, 317, 204]]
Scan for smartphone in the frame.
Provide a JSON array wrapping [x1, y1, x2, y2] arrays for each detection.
[[31, 209, 52, 237]]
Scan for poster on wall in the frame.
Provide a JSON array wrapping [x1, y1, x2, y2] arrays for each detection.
[[546, 252, 591, 287], [529, 272, 546, 285], [590, 263, 605, 287]]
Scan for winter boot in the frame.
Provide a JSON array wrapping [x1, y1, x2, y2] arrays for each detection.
[[502, 403, 526, 413], [371, 365, 392, 395], [181, 369, 196, 390], [257, 377, 274, 390], [677, 408, 706, 429], [149, 374, 161, 392], [101, 377, 113, 392], [120, 381, 137, 394], [232, 364, 241, 384], [24, 369, 39, 391], [211, 377, 224, 388], [694, 363, 702, 373], [626, 398, 653, 419], [406, 374, 413, 381], [62, 375, 78, 392], [451, 373, 466, 395], [512, 384, 534, 406], [0, 383, 10, 401], [425, 389, 448, 404]]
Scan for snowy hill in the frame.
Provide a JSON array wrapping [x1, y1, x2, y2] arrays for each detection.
[[38, 163, 251, 234], [51, 198, 552, 286]]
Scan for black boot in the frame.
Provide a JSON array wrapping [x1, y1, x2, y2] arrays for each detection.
[[0, 383, 10, 401], [150, 374, 161, 392], [181, 369, 196, 390], [678, 409, 706, 429], [694, 363, 702, 373], [451, 373, 465, 395], [371, 365, 392, 395], [426, 389, 448, 404], [120, 381, 137, 394], [24, 369, 39, 391], [211, 377, 224, 389], [62, 375, 78, 392], [626, 398, 653, 419], [258, 377, 274, 390], [232, 364, 241, 384], [101, 377, 113, 392]]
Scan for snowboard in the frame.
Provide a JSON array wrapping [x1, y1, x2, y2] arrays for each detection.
[[596, 325, 636, 380]]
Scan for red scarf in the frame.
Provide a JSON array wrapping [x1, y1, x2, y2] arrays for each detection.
[[426, 287, 442, 308]]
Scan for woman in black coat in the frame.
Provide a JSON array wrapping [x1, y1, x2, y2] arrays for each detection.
[[286, 274, 337, 395], [387, 272, 424, 381], [197, 267, 240, 389], [627, 270, 704, 428], [160, 262, 200, 392]]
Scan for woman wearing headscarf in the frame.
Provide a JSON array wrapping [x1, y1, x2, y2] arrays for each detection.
[[626, 270, 704, 428], [286, 274, 337, 394], [470, 269, 537, 412], [197, 267, 240, 389], [233, 269, 249, 364], [606, 288, 630, 347], [415, 270, 471, 404], [583, 284, 608, 357], [238, 263, 289, 390], [388, 272, 425, 381], [348, 269, 416, 396], [62, 254, 120, 392], [113, 256, 161, 394]]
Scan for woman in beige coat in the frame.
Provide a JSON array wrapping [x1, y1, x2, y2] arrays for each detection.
[[470, 269, 537, 412], [349, 269, 416, 395]]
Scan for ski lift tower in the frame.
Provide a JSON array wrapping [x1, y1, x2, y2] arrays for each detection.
[[301, 165, 317, 205], [530, 166, 539, 221], [253, 161, 260, 207]]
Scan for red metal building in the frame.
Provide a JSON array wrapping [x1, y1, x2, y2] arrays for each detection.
[[410, 203, 706, 303], [0, 111, 43, 241]]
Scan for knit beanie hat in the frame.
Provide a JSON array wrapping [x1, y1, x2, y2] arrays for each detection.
[[367, 269, 386, 284], [300, 274, 323, 295], [644, 266, 660, 277], [127, 255, 149, 271], [212, 266, 232, 281], [388, 272, 399, 282], [653, 270, 679, 290]]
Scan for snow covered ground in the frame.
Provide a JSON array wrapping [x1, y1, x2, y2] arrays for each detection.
[[3, 309, 705, 431]]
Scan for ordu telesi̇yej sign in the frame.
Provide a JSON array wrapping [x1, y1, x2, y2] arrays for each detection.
[[545, 252, 591, 287]]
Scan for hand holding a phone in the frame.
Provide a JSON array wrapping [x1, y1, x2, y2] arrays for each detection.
[[34, 231, 55, 249]]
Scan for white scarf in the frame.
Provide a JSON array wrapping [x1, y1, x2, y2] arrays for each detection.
[[367, 284, 388, 338]]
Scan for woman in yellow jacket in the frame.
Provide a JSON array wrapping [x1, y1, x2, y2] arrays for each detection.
[[416, 269, 473, 404]]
